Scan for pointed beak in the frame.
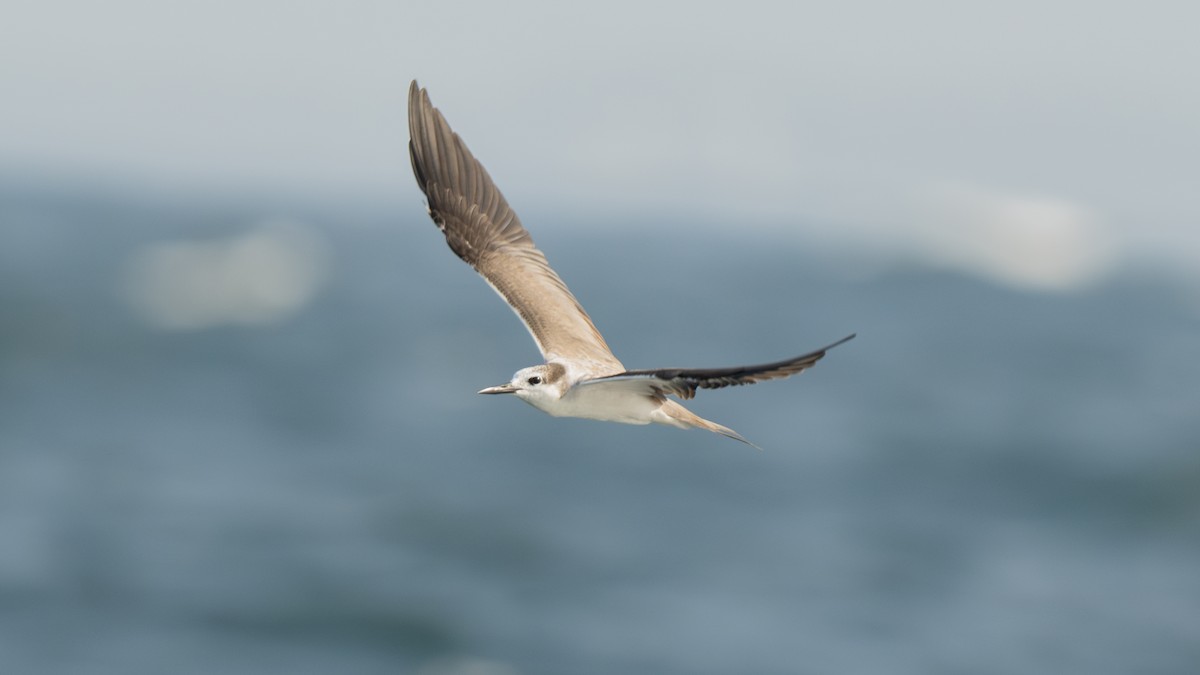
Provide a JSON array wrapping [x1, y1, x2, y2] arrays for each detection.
[[478, 384, 518, 395]]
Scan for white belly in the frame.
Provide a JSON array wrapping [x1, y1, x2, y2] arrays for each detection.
[[526, 382, 660, 425]]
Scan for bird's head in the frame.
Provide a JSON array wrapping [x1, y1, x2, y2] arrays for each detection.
[[478, 363, 567, 404]]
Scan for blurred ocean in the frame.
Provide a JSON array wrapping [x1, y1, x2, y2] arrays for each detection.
[[1, 182, 1198, 675]]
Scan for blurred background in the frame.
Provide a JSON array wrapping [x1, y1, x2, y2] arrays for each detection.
[[2, 2, 1198, 674]]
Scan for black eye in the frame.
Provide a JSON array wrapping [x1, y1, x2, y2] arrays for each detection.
[[527, 376, 541, 385]]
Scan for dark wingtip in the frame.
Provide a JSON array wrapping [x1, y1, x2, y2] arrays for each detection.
[[407, 80, 423, 126], [826, 333, 856, 350]]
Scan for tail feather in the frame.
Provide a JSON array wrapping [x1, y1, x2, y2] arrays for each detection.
[[657, 400, 762, 450]]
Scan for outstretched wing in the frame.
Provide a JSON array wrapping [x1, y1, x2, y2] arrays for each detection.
[[584, 334, 855, 399], [407, 80, 623, 374]]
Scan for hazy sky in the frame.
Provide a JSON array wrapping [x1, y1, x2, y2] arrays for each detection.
[[3, 1, 1197, 287]]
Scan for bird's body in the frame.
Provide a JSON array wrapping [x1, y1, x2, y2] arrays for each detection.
[[407, 80, 853, 447], [480, 363, 758, 444], [539, 379, 664, 425]]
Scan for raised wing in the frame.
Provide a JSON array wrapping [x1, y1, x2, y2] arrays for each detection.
[[407, 80, 623, 374], [585, 334, 855, 399]]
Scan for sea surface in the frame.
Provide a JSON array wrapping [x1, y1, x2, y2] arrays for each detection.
[[1, 183, 1198, 674]]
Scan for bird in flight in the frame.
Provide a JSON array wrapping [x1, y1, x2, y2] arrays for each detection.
[[407, 80, 853, 447]]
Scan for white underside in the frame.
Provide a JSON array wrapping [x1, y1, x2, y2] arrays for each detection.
[[509, 376, 752, 445], [521, 380, 678, 427]]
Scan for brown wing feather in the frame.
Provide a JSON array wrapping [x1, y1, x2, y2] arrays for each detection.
[[407, 81, 623, 373], [592, 334, 855, 399]]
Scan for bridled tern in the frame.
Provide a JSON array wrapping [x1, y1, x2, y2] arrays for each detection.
[[407, 80, 854, 447]]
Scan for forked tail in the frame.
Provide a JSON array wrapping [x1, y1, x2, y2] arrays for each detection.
[[658, 400, 762, 450]]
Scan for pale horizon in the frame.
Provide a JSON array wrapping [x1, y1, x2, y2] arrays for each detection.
[[3, 1, 1198, 288]]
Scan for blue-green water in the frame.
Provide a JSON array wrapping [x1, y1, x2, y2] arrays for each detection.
[[2, 184, 1198, 674]]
